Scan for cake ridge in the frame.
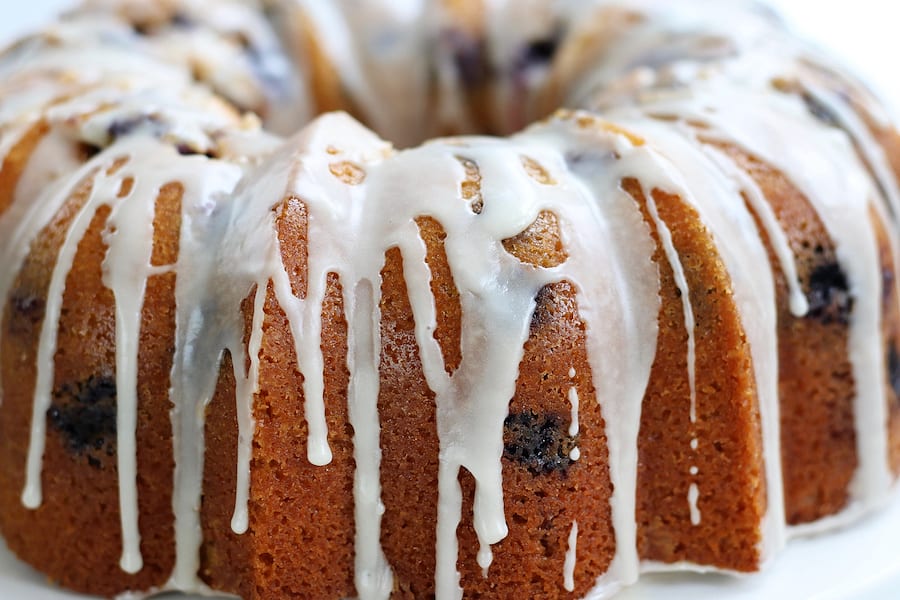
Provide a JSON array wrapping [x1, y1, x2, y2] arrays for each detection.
[[0, 1, 899, 598]]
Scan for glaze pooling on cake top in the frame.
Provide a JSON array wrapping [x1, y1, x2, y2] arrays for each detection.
[[0, 0, 898, 598]]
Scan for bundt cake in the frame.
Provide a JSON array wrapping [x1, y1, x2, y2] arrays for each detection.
[[1, 0, 899, 598]]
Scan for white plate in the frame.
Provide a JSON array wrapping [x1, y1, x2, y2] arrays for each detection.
[[2, 1, 900, 599], [4, 495, 900, 599], [619, 496, 900, 600]]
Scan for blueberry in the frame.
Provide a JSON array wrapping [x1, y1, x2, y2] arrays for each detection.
[[106, 114, 222, 158], [806, 262, 853, 325], [107, 115, 164, 142], [503, 410, 576, 476], [530, 285, 554, 332], [883, 267, 895, 308], [802, 92, 841, 128], [516, 36, 560, 69], [48, 375, 117, 468], [171, 12, 194, 29], [888, 343, 900, 401], [443, 30, 489, 88], [511, 34, 561, 90], [6, 291, 45, 336]]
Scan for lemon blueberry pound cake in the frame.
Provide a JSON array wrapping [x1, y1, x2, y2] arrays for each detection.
[[1, 0, 900, 598]]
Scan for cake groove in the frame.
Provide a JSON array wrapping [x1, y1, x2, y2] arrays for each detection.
[[0, 1, 899, 598]]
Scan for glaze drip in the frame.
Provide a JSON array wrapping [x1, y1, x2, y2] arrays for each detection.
[[0, 1, 898, 599]]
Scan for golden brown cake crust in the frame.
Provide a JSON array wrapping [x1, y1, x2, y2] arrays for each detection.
[[715, 145, 858, 524], [628, 182, 766, 571], [200, 196, 358, 599], [5, 115, 900, 600], [0, 165, 182, 596], [206, 201, 620, 599], [4, 3, 900, 599]]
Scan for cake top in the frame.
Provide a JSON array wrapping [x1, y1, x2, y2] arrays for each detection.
[[0, 1, 897, 598]]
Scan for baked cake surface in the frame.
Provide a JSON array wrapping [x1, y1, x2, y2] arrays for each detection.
[[0, 1, 899, 598]]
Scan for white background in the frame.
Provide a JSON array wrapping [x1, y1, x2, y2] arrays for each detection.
[[2, 1, 900, 599], [0, 0, 899, 111]]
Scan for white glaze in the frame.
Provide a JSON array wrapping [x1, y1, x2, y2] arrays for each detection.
[[0, 1, 898, 600], [568, 383, 580, 437], [688, 483, 701, 526], [565, 521, 579, 592], [638, 83, 892, 513]]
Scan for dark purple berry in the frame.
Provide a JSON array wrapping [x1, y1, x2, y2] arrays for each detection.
[[806, 262, 853, 325], [107, 114, 164, 142], [6, 291, 45, 336], [48, 375, 117, 469], [444, 29, 490, 88], [888, 343, 900, 402], [802, 92, 841, 128], [503, 410, 577, 476], [530, 285, 554, 333]]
